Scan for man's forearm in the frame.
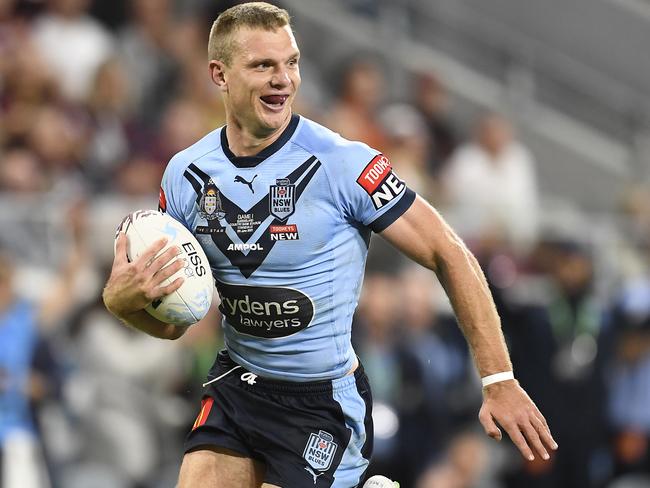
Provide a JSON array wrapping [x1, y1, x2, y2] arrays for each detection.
[[110, 308, 187, 340], [435, 240, 512, 377]]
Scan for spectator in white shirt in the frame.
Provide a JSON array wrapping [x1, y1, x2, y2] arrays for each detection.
[[32, 0, 114, 101], [442, 113, 540, 254]]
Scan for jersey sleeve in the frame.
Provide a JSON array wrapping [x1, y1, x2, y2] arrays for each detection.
[[159, 154, 191, 229], [331, 143, 416, 232]]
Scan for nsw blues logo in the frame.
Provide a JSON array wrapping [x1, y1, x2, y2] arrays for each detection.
[[269, 178, 295, 222], [303, 430, 338, 471]]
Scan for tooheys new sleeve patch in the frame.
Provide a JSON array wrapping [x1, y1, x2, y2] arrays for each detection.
[[158, 187, 167, 212], [356, 154, 406, 209]]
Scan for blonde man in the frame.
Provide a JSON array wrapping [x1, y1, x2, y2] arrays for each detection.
[[103, 3, 556, 487]]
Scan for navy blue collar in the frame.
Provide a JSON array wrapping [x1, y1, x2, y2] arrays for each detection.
[[221, 114, 300, 168]]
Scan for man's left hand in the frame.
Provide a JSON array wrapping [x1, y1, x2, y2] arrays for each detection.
[[478, 380, 558, 461]]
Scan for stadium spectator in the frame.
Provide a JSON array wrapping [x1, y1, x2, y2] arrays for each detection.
[[413, 72, 460, 176], [500, 238, 609, 488], [32, 0, 114, 102], [65, 292, 189, 488], [28, 106, 87, 188], [84, 58, 133, 190], [353, 273, 403, 481], [0, 147, 48, 193], [393, 266, 479, 486], [379, 103, 437, 199], [326, 57, 390, 153], [0, 249, 54, 488], [171, 16, 228, 130], [114, 155, 164, 197], [0, 37, 59, 147], [608, 279, 650, 481], [0, 202, 87, 487], [442, 113, 540, 254], [153, 97, 214, 163], [117, 0, 181, 127], [416, 429, 495, 488]]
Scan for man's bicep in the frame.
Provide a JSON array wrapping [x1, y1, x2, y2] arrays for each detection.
[[159, 162, 191, 228], [379, 195, 454, 271]]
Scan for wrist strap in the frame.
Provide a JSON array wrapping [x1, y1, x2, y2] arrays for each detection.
[[481, 371, 514, 387]]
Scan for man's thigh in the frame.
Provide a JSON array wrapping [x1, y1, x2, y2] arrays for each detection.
[[178, 447, 272, 488]]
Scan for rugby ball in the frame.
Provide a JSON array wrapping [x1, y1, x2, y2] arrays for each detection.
[[116, 209, 213, 326], [363, 476, 400, 488]]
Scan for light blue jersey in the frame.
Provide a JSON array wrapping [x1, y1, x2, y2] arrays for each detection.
[[160, 115, 415, 381]]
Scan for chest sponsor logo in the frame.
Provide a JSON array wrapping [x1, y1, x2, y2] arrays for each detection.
[[226, 243, 264, 251], [216, 281, 314, 338], [303, 430, 338, 472], [356, 154, 406, 209], [269, 178, 295, 222], [270, 224, 299, 241], [199, 179, 226, 220]]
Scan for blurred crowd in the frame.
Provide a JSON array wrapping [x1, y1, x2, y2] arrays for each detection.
[[1, 1, 650, 487]]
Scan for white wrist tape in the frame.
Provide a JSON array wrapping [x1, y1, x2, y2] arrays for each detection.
[[481, 371, 514, 387]]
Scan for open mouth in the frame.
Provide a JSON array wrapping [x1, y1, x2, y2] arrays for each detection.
[[260, 95, 289, 111]]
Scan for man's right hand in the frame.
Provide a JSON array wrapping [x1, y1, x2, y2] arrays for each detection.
[[103, 232, 186, 320]]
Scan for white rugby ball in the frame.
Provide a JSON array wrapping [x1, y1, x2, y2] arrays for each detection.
[[363, 475, 399, 488], [116, 209, 213, 326]]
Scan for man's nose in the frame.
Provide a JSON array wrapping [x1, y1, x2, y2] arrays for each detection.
[[270, 67, 291, 88]]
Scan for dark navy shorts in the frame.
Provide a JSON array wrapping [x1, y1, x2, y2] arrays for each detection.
[[185, 350, 374, 487]]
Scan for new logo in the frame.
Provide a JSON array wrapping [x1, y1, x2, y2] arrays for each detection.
[[270, 224, 299, 241]]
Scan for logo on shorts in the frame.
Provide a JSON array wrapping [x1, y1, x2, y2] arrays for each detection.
[[303, 430, 338, 472], [240, 372, 257, 385], [199, 178, 226, 220], [192, 397, 214, 431], [269, 178, 295, 221]]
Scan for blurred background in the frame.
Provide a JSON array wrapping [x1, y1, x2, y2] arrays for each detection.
[[1, 0, 649, 487]]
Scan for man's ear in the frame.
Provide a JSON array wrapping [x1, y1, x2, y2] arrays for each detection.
[[209, 60, 228, 92]]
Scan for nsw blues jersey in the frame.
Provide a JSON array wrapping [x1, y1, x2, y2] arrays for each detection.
[[160, 115, 415, 380]]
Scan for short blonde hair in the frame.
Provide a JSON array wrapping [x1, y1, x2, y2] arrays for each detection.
[[208, 2, 291, 66]]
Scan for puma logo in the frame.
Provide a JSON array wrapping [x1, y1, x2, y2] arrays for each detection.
[[234, 174, 258, 193], [305, 466, 324, 484]]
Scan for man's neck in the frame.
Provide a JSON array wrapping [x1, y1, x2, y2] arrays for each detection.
[[225, 113, 293, 157]]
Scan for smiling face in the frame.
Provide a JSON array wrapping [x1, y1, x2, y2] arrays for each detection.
[[210, 25, 300, 139]]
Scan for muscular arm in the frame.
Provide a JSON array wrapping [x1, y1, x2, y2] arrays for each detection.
[[380, 195, 510, 376], [380, 195, 557, 460]]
